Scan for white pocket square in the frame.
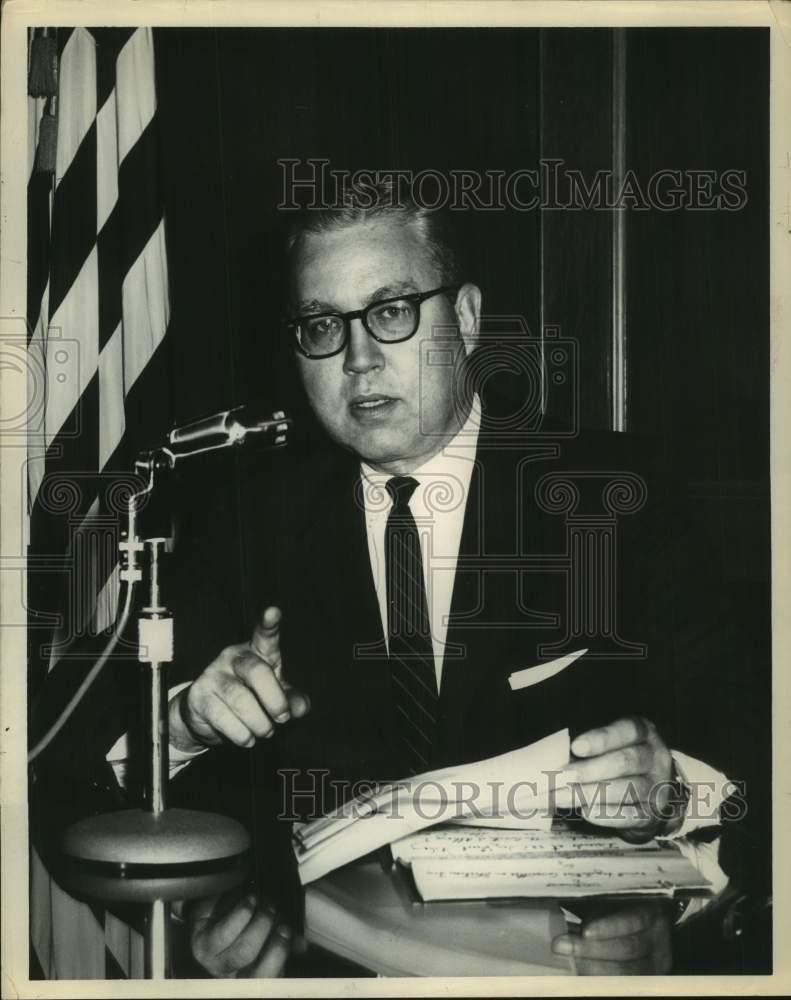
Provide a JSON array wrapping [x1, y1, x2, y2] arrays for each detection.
[[508, 648, 588, 691]]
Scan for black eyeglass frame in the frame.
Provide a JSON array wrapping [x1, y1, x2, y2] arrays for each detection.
[[285, 284, 460, 359]]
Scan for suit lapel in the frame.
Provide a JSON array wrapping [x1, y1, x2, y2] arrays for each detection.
[[439, 444, 520, 761], [295, 455, 397, 775], [438, 437, 566, 762]]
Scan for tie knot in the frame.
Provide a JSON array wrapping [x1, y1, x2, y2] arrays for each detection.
[[386, 475, 418, 508]]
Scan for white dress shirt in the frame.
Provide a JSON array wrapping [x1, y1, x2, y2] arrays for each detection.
[[359, 394, 482, 693]]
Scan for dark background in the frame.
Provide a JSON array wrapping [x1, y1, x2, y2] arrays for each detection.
[[151, 30, 771, 901], [153, 27, 543, 429], [153, 25, 770, 796]]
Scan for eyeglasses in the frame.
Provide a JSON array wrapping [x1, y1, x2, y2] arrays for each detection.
[[286, 285, 460, 359]]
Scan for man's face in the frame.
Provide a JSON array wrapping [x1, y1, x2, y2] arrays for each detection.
[[291, 217, 480, 474]]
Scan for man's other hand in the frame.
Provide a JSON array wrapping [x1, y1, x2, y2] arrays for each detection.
[[187, 889, 306, 978], [169, 606, 311, 753], [551, 901, 673, 975], [554, 716, 677, 836]]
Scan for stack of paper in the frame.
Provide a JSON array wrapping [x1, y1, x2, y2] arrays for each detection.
[[294, 729, 572, 885], [391, 824, 665, 865], [392, 824, 713, 901]]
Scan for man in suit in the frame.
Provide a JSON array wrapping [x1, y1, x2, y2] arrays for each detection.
[[31, 181, 734, 976], [154, 182, 733, 846]]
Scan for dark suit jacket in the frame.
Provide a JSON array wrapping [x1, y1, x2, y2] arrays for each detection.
[[30, 411, 766, 904]]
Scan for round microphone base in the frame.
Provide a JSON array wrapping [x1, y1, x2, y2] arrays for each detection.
[[59, 808, 252, 903]]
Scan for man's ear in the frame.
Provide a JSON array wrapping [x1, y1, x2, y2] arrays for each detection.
[[454, 283, 482, 356]]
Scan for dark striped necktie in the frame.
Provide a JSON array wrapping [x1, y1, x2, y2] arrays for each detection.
[[385, 476, 438, 775]]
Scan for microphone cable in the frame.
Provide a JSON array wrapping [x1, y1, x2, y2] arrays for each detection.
[[27, 579, 137, 764]]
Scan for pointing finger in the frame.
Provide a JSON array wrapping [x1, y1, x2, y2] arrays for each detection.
[[249, 606, 282, 665], [246, 608, 311, 722]]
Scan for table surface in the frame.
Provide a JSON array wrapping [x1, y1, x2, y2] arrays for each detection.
[[305, 857, 574, 976], [172, 829, 772, 978]]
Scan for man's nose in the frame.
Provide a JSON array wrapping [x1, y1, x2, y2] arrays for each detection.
[[343, 318, 384, 375]]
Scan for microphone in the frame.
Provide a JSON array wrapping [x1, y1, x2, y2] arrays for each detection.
[[162, 404, 292, 463]]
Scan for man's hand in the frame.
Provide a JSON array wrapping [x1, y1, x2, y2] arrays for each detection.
[[551, 901, 673, 975], [170, 606, 310, 753], [554, 716, 678, 836], [187, 889, 305, 978]]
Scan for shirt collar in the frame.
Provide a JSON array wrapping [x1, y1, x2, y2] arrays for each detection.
[[359, 394, 481, 504]]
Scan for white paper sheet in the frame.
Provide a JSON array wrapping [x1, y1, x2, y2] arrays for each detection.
[[295, 728, 572, 885]]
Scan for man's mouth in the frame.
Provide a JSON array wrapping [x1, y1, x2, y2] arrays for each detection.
[[349, 394, 397, 417]]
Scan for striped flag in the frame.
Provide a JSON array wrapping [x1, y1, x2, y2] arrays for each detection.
[[28, 26, 171, 683], [28, 25, 171, 979]]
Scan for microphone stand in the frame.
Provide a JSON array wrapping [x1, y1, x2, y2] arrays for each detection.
[[59, 412, 292, 978]]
